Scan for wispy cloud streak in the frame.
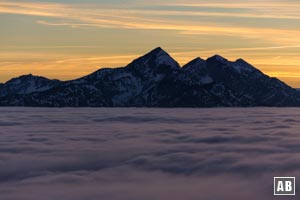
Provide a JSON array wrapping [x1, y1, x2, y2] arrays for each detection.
[[1, 0, 300, 44]]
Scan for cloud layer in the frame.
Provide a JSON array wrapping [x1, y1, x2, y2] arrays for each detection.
[[0, 107, 300, 199]]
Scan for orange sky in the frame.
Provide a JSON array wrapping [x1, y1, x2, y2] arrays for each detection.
[[0, 0, 300, 87]]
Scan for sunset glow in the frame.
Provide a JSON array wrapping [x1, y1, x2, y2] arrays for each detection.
[[1, 0, 300, 87]]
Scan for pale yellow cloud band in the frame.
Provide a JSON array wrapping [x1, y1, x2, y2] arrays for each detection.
[[1, 0, 300, 45]]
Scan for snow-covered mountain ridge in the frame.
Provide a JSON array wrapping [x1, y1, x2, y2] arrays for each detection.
[[1, 47, 299, 107]]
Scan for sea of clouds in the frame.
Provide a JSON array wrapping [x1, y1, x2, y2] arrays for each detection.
[[0, 107, 300, 200]]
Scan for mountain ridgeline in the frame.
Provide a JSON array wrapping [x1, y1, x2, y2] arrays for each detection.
[[1, 47, 300, 107]]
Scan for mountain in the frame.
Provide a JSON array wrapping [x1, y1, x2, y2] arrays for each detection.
[[184, 55, 300, 106], [0, 47, 300, 107], [0, 74, 60, 97]]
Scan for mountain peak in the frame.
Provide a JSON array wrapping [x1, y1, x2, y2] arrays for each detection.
[[23, 73, 33, 77], [16, 74, 34, 79], [145, 47, 171, 59], [150, 46, 164, 53], [183, 57, 206, 70], [208, 55, 228, 63], [128, 47, 180, 71], [232, 58, 259, 73], [235, 58, 246, 63], [1, 74, 60, 96], [188, 57, 205, 65], [235, 58, 253, 66], [5, 74, 50, 84]]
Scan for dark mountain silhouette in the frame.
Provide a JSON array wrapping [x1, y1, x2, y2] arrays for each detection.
[[0, 74, 60, 97], [1, 47, 300, 107]]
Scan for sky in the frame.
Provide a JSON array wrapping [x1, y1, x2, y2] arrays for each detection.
[[0, 0, 300, 87]]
